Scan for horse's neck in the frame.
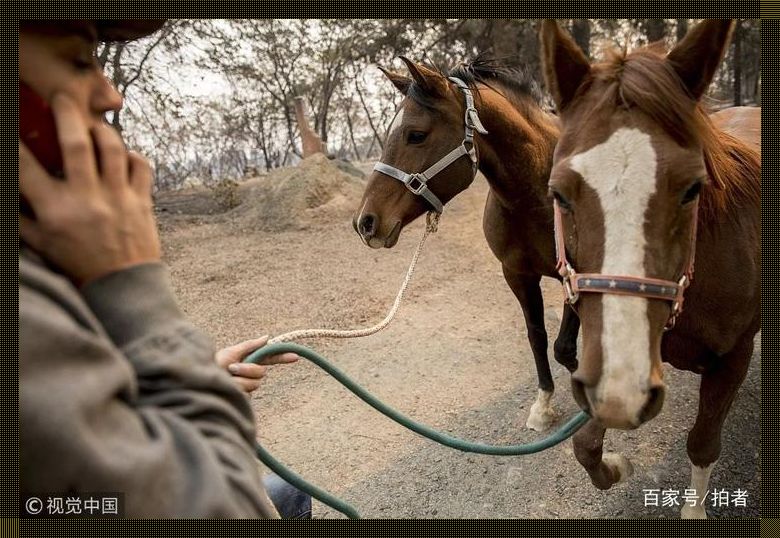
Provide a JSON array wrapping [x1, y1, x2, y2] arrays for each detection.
[[475, 88, 558, 209]]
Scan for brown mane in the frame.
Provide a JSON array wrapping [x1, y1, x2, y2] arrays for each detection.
[[584, 46, 760, 222]]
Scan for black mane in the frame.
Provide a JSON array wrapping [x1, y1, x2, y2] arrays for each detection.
[[407, 54, 542, 110]]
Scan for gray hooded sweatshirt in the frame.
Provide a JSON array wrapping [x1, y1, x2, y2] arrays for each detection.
[[19, 248, 278, 518]]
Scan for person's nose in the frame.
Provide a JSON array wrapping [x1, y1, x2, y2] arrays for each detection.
[[92, 73, 124, 117]]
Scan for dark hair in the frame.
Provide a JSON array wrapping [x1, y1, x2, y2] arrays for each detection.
[[406, 53, 542, 110]]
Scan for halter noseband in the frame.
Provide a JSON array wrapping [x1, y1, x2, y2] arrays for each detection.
[[553, 198, 698, 330], [372, 77, 488, 214]]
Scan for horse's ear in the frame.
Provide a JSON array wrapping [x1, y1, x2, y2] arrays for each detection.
[[377, 65, 411, 94], [539, 19, 591, 112], [398, 56, 448, 97], [666, 19, 735, 101]]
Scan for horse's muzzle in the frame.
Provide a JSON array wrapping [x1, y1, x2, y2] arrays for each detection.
[[354, 213, 402, 249], [571, 376, 665, 429]]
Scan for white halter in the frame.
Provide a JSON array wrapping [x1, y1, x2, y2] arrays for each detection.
[[372, 77, 488, 213]]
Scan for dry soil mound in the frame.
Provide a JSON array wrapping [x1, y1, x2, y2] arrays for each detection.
[[229, 154, 366, 231]]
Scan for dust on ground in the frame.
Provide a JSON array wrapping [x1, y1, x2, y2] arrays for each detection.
[[155, 156, 760, 519]]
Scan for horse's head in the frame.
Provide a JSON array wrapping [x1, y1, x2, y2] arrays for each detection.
[[540, 20, 735, 429], [354, 58, 485, 248]]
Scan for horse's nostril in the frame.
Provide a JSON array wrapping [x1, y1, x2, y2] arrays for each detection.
[[359, 214, 377, 237]]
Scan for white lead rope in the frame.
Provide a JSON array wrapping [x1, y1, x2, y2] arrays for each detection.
[[269, 212, 440, 344]]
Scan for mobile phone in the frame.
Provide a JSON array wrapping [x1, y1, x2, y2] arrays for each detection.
[[20, 81, 64, 178]]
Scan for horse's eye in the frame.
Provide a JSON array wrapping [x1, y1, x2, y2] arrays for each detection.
[[552, 190, 572, 211], [407, 131, 428, 145], [681, 182, 703, 205]]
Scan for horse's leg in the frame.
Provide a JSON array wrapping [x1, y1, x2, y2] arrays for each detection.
[[501, 268, 557, 431], [553, 302, 580, 372], [680, 336, 753, 519], [572, 419, 634, 490]]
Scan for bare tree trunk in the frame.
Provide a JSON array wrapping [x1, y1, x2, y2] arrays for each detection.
[[318, 65, 344, 143], [368, 107, 390, 159], [733, 19, 743, 106], [102, 26, 168, 134], [676, 19, 688, 42], [488, 19, 521, 58], [344, 106, 360, 161], [283, 105, 302, 158], [354, 75, 386, 150], [109, 43, 127, 133], [97, 43, 113, 68], [571, 19, 591, 59], [261, 144, 271, 171], [645, 19, 667, 43], [366, 136, 377, 160]]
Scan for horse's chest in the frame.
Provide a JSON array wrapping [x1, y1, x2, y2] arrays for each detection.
[[661, 330, 716, 373], [482, 193, 555, 275]]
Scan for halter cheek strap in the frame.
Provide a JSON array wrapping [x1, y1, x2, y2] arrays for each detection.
[[372, 76, 488, 214], [554, 198, 698, 330]]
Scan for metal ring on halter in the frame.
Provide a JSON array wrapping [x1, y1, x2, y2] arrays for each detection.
[[563, 277, 579, 305], [664, 274, 691, 330], [404, 173, 429, 195]]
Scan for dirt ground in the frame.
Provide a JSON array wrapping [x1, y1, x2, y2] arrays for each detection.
[[156, 161, 760, 519]]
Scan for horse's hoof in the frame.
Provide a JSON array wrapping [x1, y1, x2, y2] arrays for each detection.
[[525, 392, 558, 431], [602, 452, 634, 485], [680, 504, 708, 519]]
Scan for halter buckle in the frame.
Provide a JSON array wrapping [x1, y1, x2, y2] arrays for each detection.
[[404, 173, 429, 195], [677, 274, 690, 290], [563, 279, 579, 305], [664, 274, 690, 331], [465, 106, 479, 125], [561, 264, 579, 304], [466, 107, 488, 135], [665, 305, 680, 331]]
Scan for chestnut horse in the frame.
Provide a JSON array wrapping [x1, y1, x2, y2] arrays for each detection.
[[353, 57, 579, 431], [540, 20, 760, 518]]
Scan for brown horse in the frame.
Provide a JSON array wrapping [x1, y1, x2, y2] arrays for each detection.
[[353, 57, 580, 431], [540, 20, 760, 518]]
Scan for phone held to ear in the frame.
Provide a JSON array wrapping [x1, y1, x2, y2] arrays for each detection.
[[20, 81, 63, 178], [20, 82, 64, 219]]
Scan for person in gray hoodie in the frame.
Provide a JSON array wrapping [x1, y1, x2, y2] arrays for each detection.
[[19, 20, 306, 518]]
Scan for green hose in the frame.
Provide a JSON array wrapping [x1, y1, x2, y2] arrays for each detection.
[[246, 342, 590, 518]]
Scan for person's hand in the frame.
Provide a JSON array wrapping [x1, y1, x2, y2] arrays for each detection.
[[19, 93, 161, 287], [215, 336, 300, 393]]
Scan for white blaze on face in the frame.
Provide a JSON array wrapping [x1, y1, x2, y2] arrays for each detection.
[[570, 127, 657, 414]]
